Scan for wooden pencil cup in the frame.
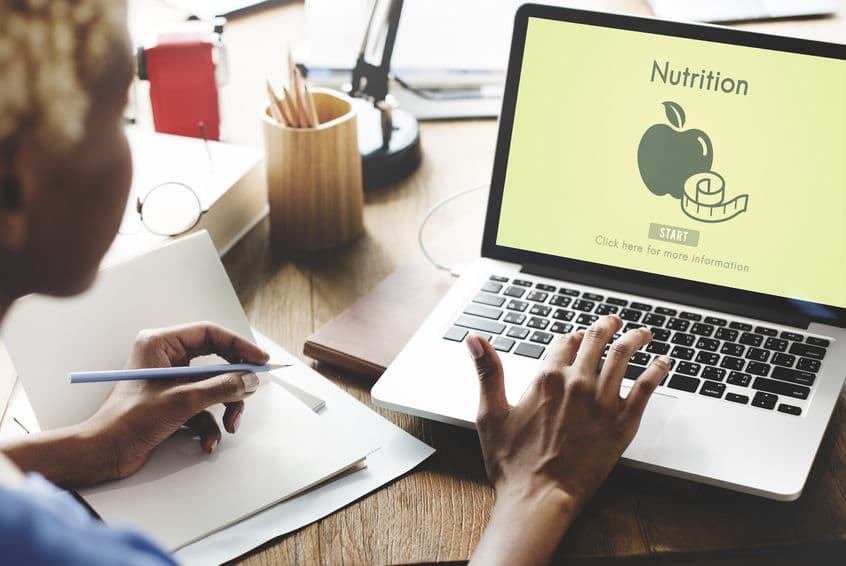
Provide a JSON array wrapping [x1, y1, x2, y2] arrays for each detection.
[[262, 88, 364, 252]]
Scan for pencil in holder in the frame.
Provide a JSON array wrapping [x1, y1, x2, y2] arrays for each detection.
[[261, 88, 364, 252]]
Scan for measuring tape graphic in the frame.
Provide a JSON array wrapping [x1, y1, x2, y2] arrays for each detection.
[[681, 171, 749, 223]]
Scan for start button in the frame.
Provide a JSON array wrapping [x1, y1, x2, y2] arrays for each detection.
[[648, 223, 700, 247]]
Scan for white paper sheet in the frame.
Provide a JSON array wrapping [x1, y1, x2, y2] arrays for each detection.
[[175, 329, 436, 565], [82, 380, 370, 550]]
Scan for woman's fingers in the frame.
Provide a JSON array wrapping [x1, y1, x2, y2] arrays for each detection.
[[185, 410, 222, 453], [597, 327, 652, 399], [172, 371, 259, 416], [141, 322, 269, 365], [222, 401, 244, 434], [467, 335, 511, 425], [185, 401, 247, 454], [542, 331, 584, 371], [573, 316, 622, 373], [624, 356, 672, 423]]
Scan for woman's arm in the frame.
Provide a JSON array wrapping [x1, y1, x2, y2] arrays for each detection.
[[0, 450, 24, 487], [473, 483, 577, 565], [468, 315, 670, 565], [1, 322, 269, 488], [1, 422, 119, 487]]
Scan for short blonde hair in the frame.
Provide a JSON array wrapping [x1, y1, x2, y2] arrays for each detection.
[[0, 0, 128, 154]]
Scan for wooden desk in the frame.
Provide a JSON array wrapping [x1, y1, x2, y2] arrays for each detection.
[[188, 1, 846, 563]]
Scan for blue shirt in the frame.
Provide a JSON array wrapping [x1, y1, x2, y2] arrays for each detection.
[[0, 473, 176, 566]]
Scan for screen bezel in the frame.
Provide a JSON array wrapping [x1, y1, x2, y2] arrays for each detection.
[[481, 3, 846, 327]]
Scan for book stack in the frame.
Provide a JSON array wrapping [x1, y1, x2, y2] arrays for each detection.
[[104, 128, 266, 265]]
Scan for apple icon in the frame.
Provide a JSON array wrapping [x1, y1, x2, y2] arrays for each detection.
[[638, 101, 713, 199]]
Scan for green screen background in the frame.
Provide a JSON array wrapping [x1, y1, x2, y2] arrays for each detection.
[[496, 18, 846, 309]]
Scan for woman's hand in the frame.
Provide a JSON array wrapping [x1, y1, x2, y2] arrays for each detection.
[[468, 315, 671, 565], [86, 322, 270, 480], [1, 323, 269, 488]]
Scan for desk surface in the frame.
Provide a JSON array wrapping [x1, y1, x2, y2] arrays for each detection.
[[157, 1, 846, 563]]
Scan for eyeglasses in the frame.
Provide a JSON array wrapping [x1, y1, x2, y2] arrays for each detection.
[[118, 182, 207, 237]]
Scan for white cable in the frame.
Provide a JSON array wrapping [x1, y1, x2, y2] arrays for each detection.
[[418, 183, 488, 277]]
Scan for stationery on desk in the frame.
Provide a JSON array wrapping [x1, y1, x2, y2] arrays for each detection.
[[1, 232, 433, 562], [304, 261, 456, 378], [70, 361, 326, 411], [67, 363, 291, 384], [265, 49, 321, 128]]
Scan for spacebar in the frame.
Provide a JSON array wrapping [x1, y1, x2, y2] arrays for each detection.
[[454, 315, 506, 335], [624, 364, 646, 380]]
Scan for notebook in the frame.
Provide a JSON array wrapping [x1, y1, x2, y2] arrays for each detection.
[[1, 231, 376, 550], [303, 261, 455, 378]]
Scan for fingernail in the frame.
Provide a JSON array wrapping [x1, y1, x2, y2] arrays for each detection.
[[233, 411, 242, 432], [466, 336, 485, 359], [210, 438, 219, 453], [241, 372, 259, 392], [657, 355, 672, 367]]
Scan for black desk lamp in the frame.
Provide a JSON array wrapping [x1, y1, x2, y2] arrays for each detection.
[[348, 0, 421, 189]]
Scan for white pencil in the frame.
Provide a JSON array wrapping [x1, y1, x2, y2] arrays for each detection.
[[69, 363, 290, 384]]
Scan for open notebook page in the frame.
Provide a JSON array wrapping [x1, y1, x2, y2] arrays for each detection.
[[81, 380, 369, 550], [1, 232, 377, 550]]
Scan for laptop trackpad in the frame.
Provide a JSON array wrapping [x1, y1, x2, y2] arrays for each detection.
[[621, 388, 678, 460]]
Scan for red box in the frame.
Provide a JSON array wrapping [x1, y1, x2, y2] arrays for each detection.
[[145, 40, 220, 140]]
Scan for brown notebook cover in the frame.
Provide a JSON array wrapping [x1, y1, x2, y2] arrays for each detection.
[[303, 261, 456, 378]]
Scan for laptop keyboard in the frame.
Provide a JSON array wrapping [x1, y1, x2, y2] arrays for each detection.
[[443, 274, 834, 417]]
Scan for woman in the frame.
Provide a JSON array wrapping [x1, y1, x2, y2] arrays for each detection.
[[0, 1, 669, 564]]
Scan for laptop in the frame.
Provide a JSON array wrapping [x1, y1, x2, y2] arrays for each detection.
[[372, 4, 846, 501]]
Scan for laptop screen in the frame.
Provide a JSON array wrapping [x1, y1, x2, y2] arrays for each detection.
[[494, 15, 846, 312]]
